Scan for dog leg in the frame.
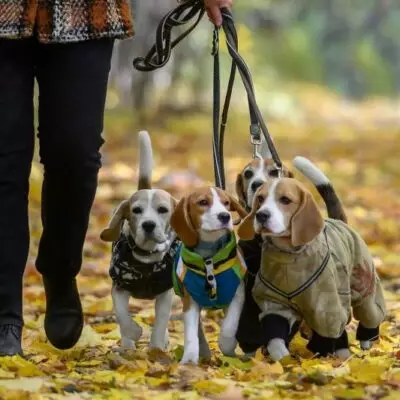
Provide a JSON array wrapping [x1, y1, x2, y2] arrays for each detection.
[[112, 285, 143, 349], [198, 318, 211, 361], [219, 281, 245, 357], [181, 299, 200, 364], [150, 289, 173, 350]]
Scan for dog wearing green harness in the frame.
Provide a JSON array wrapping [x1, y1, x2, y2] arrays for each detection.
[[171, 186, 248, 364]]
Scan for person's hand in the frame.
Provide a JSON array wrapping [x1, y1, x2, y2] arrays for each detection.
[[204, 0, 232, 27]]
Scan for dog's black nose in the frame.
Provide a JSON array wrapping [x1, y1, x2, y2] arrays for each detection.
[[256, 210, 270, 224], [142, 221, 156, 233], [217, 212, 231, 224], [251, 180, 264, 192]]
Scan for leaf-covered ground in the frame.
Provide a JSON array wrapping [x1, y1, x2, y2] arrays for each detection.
[[2, 94, 400, 399]]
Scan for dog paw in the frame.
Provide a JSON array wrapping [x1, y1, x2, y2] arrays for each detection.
[[131, 323, 143, 342], [180, 350, 199, 365], [360, 340, 372, 350], [218, 335, 237, 357], [335, 348, 351, 360], [267, 339, 289, 361], [149, 329, 169, 351], [121, 337, 136, 350]]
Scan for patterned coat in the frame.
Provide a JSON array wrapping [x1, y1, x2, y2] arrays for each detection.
[[252, 219, 386, 339], [0, 0, 134, 43]]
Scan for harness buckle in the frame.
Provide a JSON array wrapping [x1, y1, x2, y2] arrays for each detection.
[[204, 258, 217, 299]]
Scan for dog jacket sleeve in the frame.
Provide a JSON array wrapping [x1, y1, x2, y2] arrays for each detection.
[[173, 233, 246, 309]]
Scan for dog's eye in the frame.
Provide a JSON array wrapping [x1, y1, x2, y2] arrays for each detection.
[[198, 199, 209, 207], [223, 200, 230, 207], [269, 169, 279, 177], [244, 170, 254, 180], [158, 206, 169, 214], [256, 195, 265, 203], [279, 196, 292, 205], [132, 207, 142, 214]]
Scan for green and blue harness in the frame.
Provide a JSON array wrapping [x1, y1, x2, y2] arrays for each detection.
[[173, 233, 246, 309]]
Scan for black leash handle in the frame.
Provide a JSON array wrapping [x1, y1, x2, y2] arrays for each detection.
[[220, 8, 282, 171], [133, 0, 204, 71], [132, 0, 283, 186]]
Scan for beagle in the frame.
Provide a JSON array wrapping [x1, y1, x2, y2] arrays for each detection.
[[236, 156, 347, 222], [100, 131, 179, 351], [238, 178, 386, 361], [170, 187, 248, 364], [235, 156, 347, 356]]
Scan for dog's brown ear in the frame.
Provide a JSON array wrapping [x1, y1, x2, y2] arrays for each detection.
[[291, 188, 324, 247], [170, 195, 198, 248], [237, 209, 256, 241], [235, 174, 247, 208], [100, 200, 130, 242], [227, 193, 248, 221], [170, 196, 179, 209]]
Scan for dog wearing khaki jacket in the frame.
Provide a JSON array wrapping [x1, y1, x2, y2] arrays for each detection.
[[238, 177, 386, 360]]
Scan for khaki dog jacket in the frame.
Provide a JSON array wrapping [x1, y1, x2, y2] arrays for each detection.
[[252, 219, 386, 339]]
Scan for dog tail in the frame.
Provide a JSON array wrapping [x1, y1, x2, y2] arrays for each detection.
[[293, 156, 347, 223], [138, 130, 153, 190]]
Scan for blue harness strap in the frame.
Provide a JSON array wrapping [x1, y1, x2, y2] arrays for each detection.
[[173, 233, 246, 309]]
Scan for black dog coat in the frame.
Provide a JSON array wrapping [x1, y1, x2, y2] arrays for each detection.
[[109, 233, 180, 299]]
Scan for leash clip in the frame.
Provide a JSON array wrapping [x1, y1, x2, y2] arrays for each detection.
[[204, 258, 217, 299], [250, 124, 262, 159], [251, 136, 263, 160], [276, 166, 284, 178]]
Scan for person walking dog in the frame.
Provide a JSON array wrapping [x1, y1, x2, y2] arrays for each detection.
[[0, 0, 232, 356]]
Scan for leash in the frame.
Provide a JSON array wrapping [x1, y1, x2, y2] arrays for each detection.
[[133, 0, 283, 187]]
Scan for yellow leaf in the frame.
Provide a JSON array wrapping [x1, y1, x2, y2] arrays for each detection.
[[194, 379, 228, 395], [349, 357, 392, 384], [0, 377, 46, 392], [250, 359, 284, 380], [334, 387, 365, 399], [75, 325, 104, 347], [0, 356, 44, 377], [220, 356, 253, 371], [0, 369, 15, 379]]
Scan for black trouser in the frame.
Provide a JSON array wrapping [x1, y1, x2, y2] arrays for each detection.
[[0, 38, 114, 327]]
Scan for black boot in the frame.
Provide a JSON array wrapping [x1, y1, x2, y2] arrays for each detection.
[[43, 277, 83, 350], [0, 325, 22, 356]]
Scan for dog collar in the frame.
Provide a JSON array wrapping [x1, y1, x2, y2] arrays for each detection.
[[126, 234, 161, 256]]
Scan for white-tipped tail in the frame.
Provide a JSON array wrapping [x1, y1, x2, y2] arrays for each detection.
[[293, 156, 347, 223], [292, 156, 330, 186], [138, 130, 153, 189]]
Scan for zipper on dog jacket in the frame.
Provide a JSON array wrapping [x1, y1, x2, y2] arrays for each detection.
[[173, 233, 246, 309]]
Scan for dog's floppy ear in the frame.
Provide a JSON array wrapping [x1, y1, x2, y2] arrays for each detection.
[[100, 200, 130, 242], [170, 195, 198, 248], [291, 187, 324, 247], [235, 174, 247, 208], [237, 205, 257, 241], [237, 188, 266, 240], [227, 193, 248, 222], [237, 191, 262, 241]]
